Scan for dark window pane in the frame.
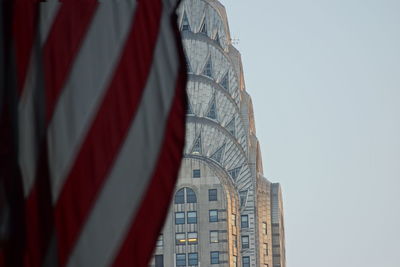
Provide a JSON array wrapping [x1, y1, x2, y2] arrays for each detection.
[[209, 210, 218, 222], [242, 256, 250, 267], [155, 255, 163, 267], [210, 251, 219, 264], [175, 212, 185, 224], [242, 235, 249, 249], [241, 215, 249, 228], [176, 254, 186, 266], [192, 169, 201, 178], [188, 253, 198, 265], [186, 188, 197, 203], [208, 189, 217, 201], [187, 211, 197, 224], [175, 189, 185, 204], [181, 12, 191, 32]]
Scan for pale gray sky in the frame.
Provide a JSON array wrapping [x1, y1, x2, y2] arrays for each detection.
[[219, 0, 400, 266]]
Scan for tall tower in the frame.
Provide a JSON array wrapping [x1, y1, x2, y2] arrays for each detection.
[[150, 1, 286, 266]]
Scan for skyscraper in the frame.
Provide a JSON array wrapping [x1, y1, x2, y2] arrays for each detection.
[[150, 0, 286, 266]]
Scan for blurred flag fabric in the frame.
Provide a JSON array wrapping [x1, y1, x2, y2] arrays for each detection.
[[0, 0, 187, 266]]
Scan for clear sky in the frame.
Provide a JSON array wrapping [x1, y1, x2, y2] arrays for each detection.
[[219, 0, 400, 266]]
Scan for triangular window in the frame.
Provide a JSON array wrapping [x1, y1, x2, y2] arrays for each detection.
[[228, 166, 242, 180], [181, 12, 191, 31], [191, 134, 202, 154], [215, 32, 221, 46], [226, 117, 235, 136], [202, 57, 212, 78], [210, 143, 225, 164], [220, 72, 229, 91], [239, 190, 248, 207], [184, 53, 192, 73], [187, 99, 194, 115], [206, 96, 217, 120], [200, 19, 207, 35]]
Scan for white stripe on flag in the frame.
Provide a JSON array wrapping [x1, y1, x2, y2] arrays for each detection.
[[66, 8, 180, 267], [47, 0, 137, 202], [18, 3, 59, 196]]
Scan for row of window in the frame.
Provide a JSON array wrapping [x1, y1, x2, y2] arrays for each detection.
[[174, 211, 249, 227], [176, 253, 198, 266], [173, 231, 223, 245], [155, 254, 251, 267], [175, 253, 250, 267], [173, 231, 261, 251], [176, 232, 198, 245], [174, 187, 217, 204], [175, 211, 197, 224], [180, 12, 223, 49]]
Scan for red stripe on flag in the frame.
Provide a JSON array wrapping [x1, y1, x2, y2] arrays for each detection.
[[53, 1, 163, 265], [23, 146, 54, 267], [112, 68, 187, 267], [12, 1, 37, 95], [43, 1, 98, 123], [22, 3, 98, 267]]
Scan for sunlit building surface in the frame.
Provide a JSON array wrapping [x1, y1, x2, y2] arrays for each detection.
[[150, 0, 286, 266]]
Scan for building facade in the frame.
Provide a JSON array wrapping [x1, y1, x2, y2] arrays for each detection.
[[150, 0, 286, 266]]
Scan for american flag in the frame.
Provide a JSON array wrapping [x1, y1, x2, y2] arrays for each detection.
[[0, 0, 187, 266]]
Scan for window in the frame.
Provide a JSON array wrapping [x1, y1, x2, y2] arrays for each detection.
[[233, 256, 238, 267], [186, 188, 197, 203], [175, 188, 197, 204], [263, 243, 268, 256], [220, 72, 229, 91], [176, 254, 186, 266], [242, 235, 249, 249], [209, 210, 218, 222], [192, 169, 201, 178], [228, 166, 242, 180], [188, 253, 198, 265], [214, 32, 221, 46], [176, 233, 186, 245], [202, 57, 212, 78], [263, 222, 267, 235], [181, 12, 190, 32], [242, 256, 250, 267], [175, 212, 185, 224], [188, 232, 198, 244], [239, 190, 248, 206], [210, 143, 225, 163], [233, 234, 237, 248], [226, 118, 235, 137], [191, 135, 202, 154], [241, 215, 249, 228], [206, 98, 217, 119], [155, 255, 163, 267], [156, 234, 163, 247], [187, 211, 197, 224], [175, 189, 184, 204], [200, 20, 207, 35], [210, 231, 218, 243], [210, 251, 219, 264], [231, 214, 236, 226], [208, 189, 217, 201]]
